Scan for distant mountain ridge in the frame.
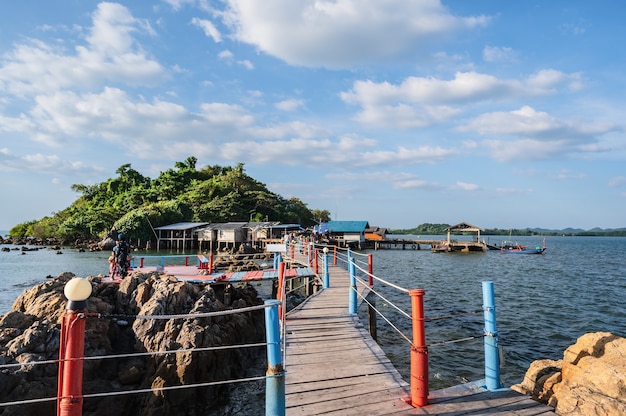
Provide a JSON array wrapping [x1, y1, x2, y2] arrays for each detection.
[[391, 223, 626, 236], [529, 227, 626, 234]]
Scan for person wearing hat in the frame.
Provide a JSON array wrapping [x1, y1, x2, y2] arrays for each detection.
[[112, 233, 130, 277]]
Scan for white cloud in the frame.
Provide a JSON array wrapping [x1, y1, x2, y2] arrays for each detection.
[[460, 106, 617, 162], [275, 98, 305, 112], [482, 45, 518, 63], [238, 59, 254, 69], [220, 0, 490, 68], [218, 50, 234, 60], [0, 3, 163, 96], [454, 181, 479, 191], [191, 17, 222, 42], [609, 176, 626, 188], [339, 70, 586, 128]]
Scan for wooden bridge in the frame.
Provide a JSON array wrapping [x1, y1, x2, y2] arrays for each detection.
[[283, 252, 554, 415]]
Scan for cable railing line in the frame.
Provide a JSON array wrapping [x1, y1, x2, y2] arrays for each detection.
[[351, 260, 410, 294], [0, 342, 270, 371], [356, 282, 412, 320], [91, 301, 268, 321], [0, 375, 270, 408], [357, 292, 414, 347]]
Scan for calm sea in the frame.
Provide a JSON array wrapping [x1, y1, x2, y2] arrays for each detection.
[[1, 234, 625, 389]]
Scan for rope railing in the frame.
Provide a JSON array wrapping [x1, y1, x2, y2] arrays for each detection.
[[2, 249, 503, 415], [0, 297, 287, 415], [303, 245, 503, 408]]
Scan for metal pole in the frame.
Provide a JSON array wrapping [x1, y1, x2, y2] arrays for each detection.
[[409, 289, 428, 407], [368, 254, 373, 287], [264, 300, 285, 416], [482, 281, 501, 390], [277, 261, 285, 321], [348, 256, 357, 314], [323, 249, 329, 288], [57, 279, 91, 416]]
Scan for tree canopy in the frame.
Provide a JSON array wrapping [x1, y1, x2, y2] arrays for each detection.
[[10, 159, 322, 239]]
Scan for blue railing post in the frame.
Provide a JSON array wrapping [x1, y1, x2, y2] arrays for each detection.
[[161, 256, 165, 268], [482, 281, 501, 390], [273, 253, 279, 269], [264, 300, 285, 416], [348, 257, 357, 314], [323, 248, 330, 288]]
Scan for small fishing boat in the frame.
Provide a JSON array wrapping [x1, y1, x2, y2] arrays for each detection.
[[430, 242, 448, 253], [500, 238, 546, 254]]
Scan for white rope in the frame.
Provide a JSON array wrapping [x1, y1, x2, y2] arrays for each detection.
[[357, 283, 412, 320], [0, 342, 270, 370], [358, 293, 414, 347], [122, 302, 269, 320], [351, 261, 410, 294], [0, 375, 271, 407]]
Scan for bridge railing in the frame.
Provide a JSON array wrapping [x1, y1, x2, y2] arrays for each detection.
[[0, 279, 288, 416], [308, 243, 502, 408]]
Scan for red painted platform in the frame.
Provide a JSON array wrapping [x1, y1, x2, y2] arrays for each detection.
[[102, 265, 316, 284]]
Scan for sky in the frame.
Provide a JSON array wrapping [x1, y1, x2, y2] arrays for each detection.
[[1, 1, 625, 232]]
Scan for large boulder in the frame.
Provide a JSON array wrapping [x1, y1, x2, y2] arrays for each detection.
[[0, 272, 266, 416], [512, 332, 626, 415]]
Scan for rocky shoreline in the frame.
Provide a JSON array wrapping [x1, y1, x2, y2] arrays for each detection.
[[0, 271, 268, 416], [512, 332, 626, 415]]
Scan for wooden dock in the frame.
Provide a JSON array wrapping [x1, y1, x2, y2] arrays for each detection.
[[284, 253, 554, 415]]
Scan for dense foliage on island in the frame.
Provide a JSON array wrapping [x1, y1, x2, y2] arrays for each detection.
[[9, 157, 330, 242], [391, 223, 626, 237]]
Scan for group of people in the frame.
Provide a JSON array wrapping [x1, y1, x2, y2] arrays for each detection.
[[108, 233, 130, 278]]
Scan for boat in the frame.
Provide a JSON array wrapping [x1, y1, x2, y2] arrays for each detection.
[[430, 242, 448, 253], [500, 238, 546, 254]]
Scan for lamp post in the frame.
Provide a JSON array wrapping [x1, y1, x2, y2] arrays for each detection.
[[322, 247, 329, 288], [57, 277, 92, 416]]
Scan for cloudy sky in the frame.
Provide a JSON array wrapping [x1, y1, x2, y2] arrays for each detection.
[[1, 1, 625, 231]]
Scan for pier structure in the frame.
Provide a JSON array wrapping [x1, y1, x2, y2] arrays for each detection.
[[281, 249, 553, 415]]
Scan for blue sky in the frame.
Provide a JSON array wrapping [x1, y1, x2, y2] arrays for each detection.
[[1, 1, 625, 231]]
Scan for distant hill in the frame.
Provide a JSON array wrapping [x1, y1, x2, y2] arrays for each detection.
[[392, 224, 626, 237]]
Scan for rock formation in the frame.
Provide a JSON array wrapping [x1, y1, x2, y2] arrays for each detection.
[[512, 332, 626, 415], [0, 272, 266, 416]]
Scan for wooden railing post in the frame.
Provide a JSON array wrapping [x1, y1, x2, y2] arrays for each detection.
[[409, 289, 428, 407]]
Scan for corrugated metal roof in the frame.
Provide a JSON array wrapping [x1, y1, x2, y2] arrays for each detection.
[[154, 222, 210, 231], [325, 221, 369, 233]]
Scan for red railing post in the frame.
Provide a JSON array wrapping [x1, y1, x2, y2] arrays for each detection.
[[58, 278, 91, 416], [333, 246, 337, 265], [185, 256, 189, 266], [140, 257, 144, 268], [277, 261, 285, 320], [314, 249, 319, 275], [368, 254, 373, 286], [409, 289, 428, 407], [209, 253, 214, 273]]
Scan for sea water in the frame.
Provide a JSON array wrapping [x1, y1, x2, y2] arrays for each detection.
[[1, 235, 625, 389], [358, 235, 626, 389]]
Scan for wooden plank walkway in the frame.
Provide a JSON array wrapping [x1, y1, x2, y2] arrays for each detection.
[[284, 252, 554, 415]]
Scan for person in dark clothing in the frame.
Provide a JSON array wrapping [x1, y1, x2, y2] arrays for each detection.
[[113, 233, 130, 277]]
